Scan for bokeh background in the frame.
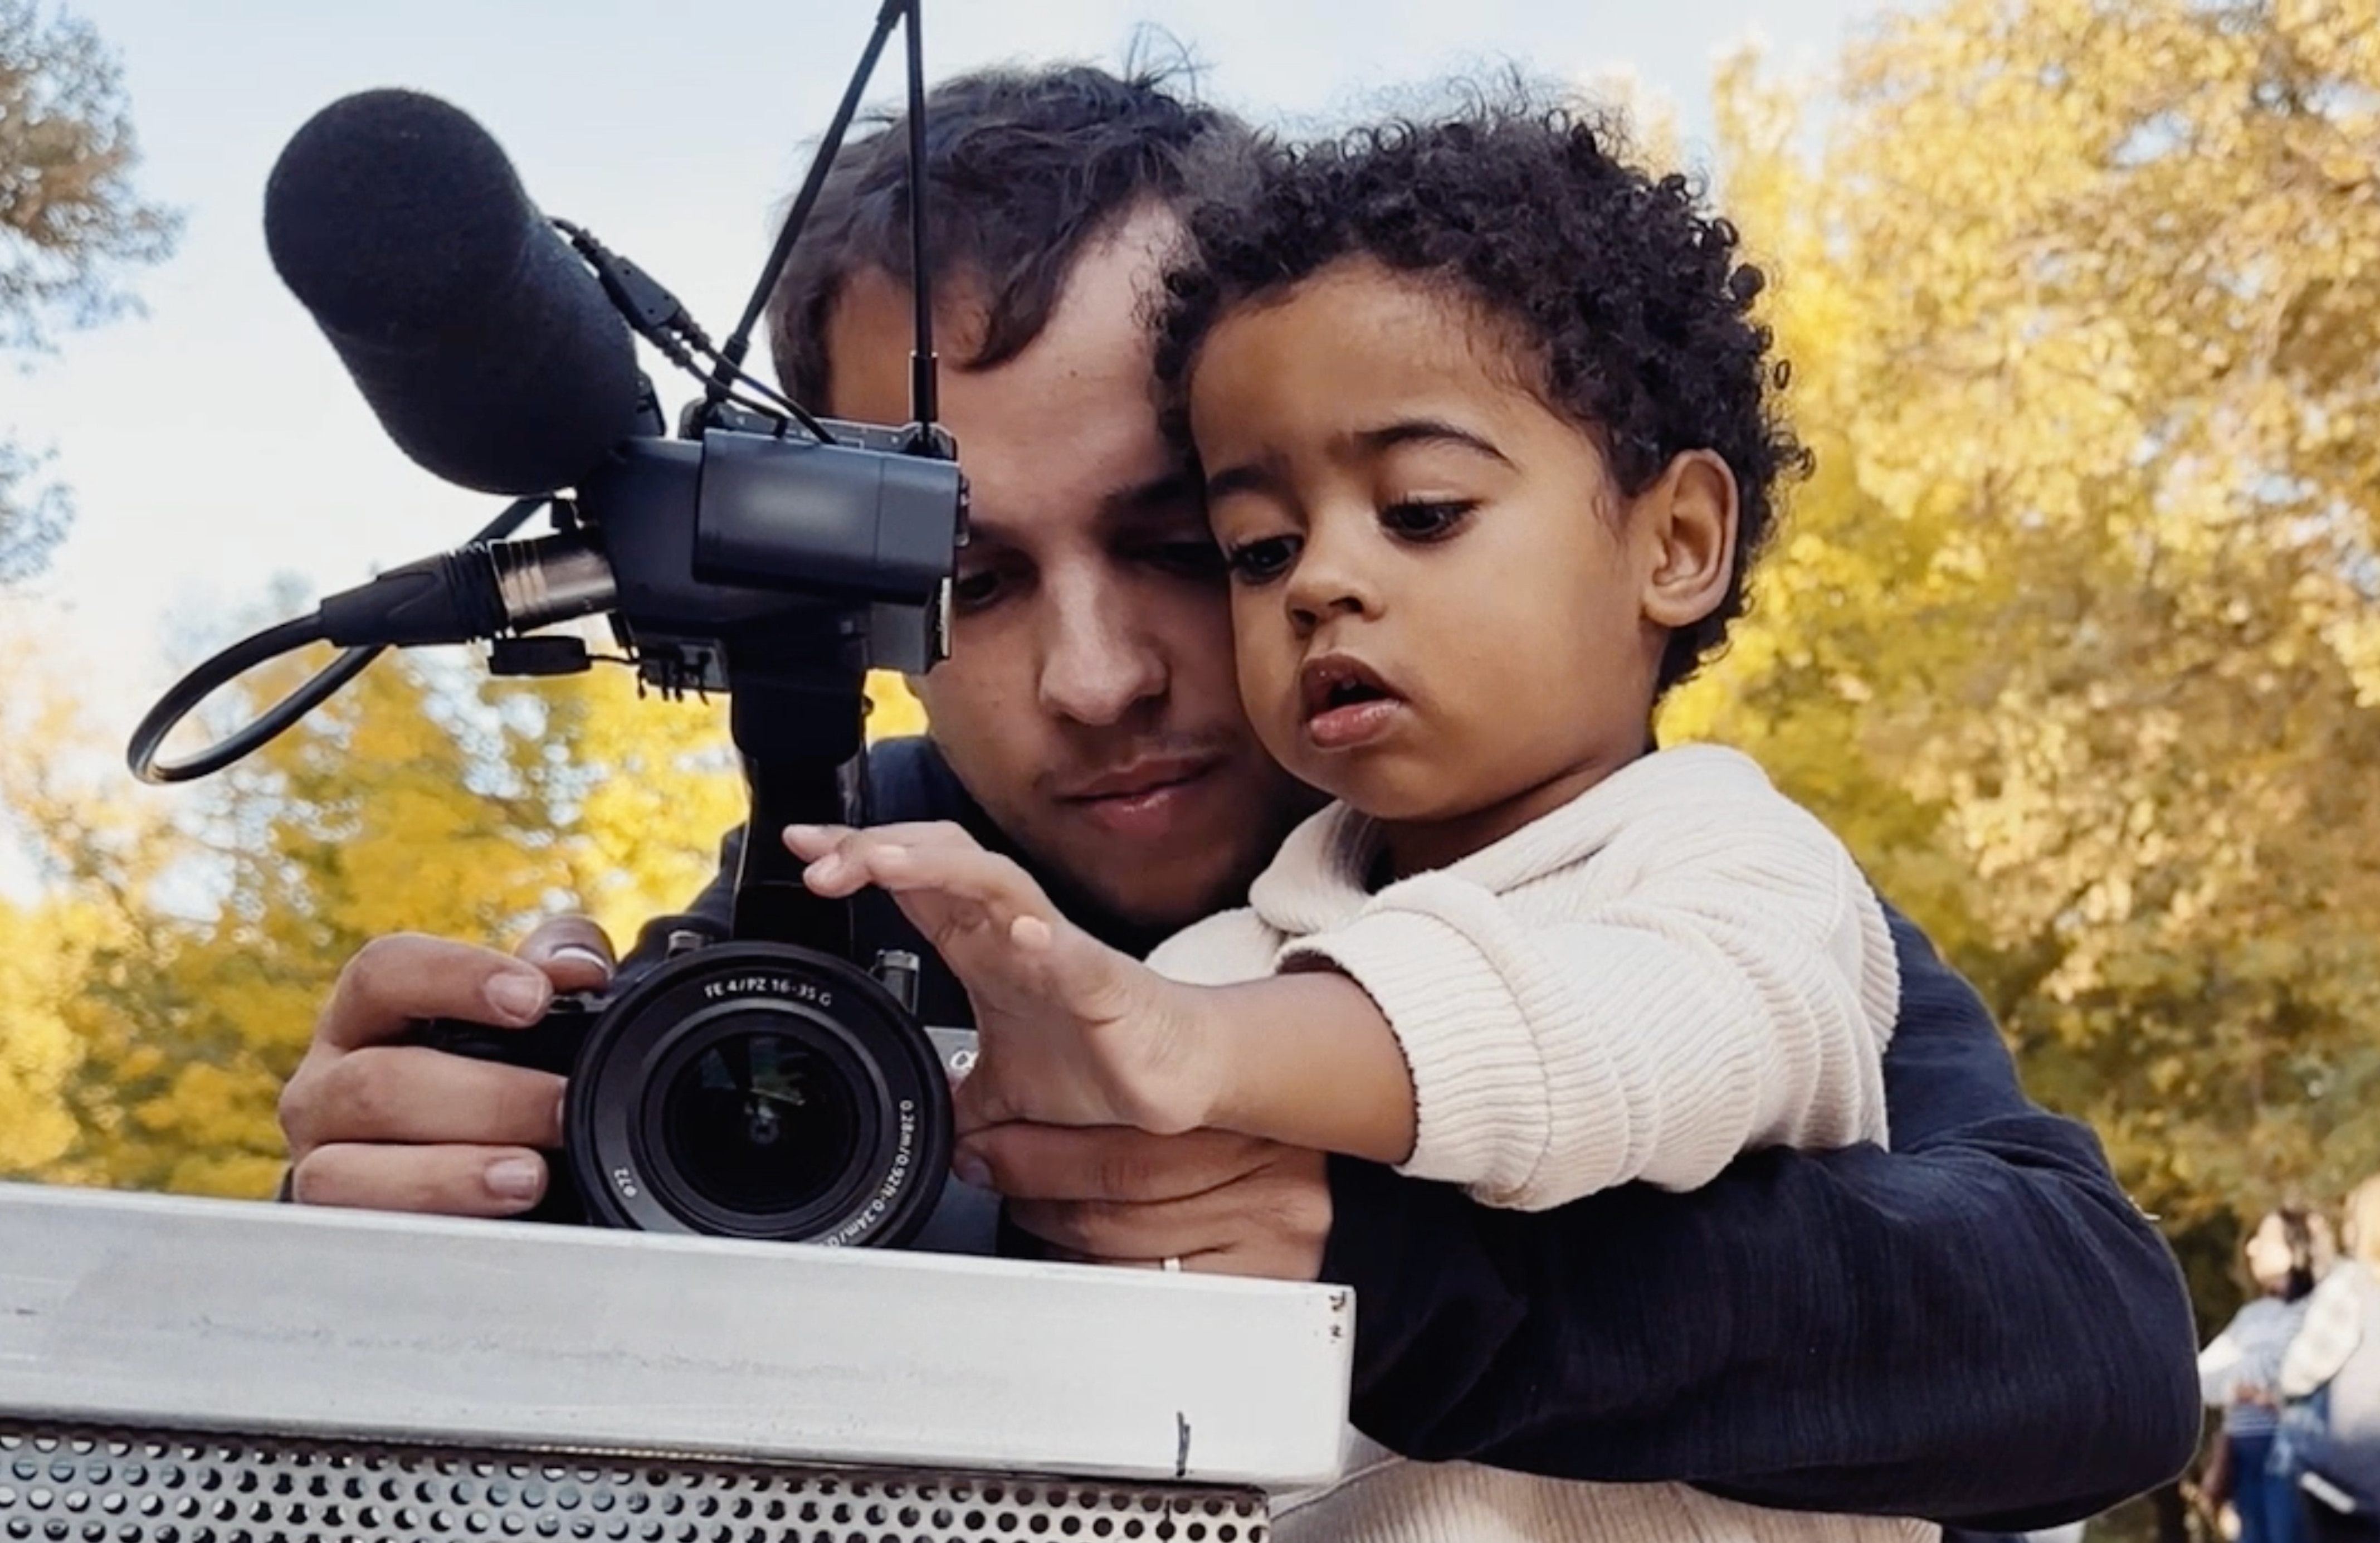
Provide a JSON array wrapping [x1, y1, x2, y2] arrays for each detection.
[[4, 3, 2377, 1534]]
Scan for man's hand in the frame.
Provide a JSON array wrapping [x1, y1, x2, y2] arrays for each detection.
[[962, 1123, 1332, 1281], [276, 917, 616, 1215], [788, 821, 1226, 1137]]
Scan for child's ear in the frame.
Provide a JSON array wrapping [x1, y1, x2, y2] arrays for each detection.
[[1636, 450, 1739, 629]]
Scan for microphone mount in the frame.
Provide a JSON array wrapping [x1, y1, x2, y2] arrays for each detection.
[[127, 1, 958, 806]]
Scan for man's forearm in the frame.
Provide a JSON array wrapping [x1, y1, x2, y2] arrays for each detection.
[[1327, 1116, 2197, 1527], [1320, 909, 2201, 1527]]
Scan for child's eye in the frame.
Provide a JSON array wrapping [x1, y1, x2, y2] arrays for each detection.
[[1380, 500, 1475, 541], [1225, 534, 1301, 584]]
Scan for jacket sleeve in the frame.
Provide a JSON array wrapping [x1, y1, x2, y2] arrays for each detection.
[[1320, 906, 2201, 1531]]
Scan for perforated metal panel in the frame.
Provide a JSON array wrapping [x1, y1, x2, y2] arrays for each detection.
[[0, 1423, 1269, 1543]]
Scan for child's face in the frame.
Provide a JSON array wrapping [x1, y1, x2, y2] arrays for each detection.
[[1187, 257, 1737, 870]]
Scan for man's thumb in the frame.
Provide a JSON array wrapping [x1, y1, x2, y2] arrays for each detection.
[[517, 914, 617, 990]]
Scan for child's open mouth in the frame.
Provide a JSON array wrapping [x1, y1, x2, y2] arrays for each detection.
[[1300, 654, 1404, 751]]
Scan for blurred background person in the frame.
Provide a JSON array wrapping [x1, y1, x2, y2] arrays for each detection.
[[2279, 1179, 2380, 1540], [2203, 1207, 2334, 1542]]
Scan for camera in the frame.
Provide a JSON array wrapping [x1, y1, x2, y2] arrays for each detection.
[[124, 9, 996, 1253], [417, 926, 987, 1249], [381, 398, 991, 1253]]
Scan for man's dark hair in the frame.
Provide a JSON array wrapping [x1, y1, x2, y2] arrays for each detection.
[[766, 64, 1247, 410], [1154, 95, 1807, 697]]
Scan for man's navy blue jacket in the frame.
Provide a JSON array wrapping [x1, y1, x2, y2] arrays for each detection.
[[666, 737, 2199, 1531]]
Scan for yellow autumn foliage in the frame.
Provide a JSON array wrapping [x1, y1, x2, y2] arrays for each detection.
[[1670, 0, 2380, 1240], [0, 603, 925, 1194]]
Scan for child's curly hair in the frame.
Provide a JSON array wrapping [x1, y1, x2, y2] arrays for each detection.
[[1155, 96, 1806, 695]]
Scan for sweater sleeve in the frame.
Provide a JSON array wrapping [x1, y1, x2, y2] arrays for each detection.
[[1282, 797, 1898, 1210]]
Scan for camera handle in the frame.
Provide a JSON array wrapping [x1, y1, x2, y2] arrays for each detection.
[[722, 638, 872, 956]]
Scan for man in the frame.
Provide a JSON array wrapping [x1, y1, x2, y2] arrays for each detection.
[[275, 63, 2199, 1531]]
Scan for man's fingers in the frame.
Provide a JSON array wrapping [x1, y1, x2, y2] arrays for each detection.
[[1006, 1174, 1332, 1282], [950, 1066, 1012, 1135], [516, 915, 616, 992], [1007, 1194, 1221, 1261], [315, 933, 554, 1052], [287, 1142, 550, 1216], [957, 1123, 1275, 1203], [1004, 1192, 1317, 1277], [290, 1045, 564, 1151]]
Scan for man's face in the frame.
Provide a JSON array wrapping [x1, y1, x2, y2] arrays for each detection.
[[820, 208, 1311, 932]]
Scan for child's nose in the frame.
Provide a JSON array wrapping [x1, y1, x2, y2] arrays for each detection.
[[1284, 525, 1382, 631]]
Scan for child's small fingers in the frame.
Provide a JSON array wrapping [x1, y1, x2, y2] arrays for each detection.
[[990, 911, 1134, 1030], [800, 852, 866, 897], [862, 842, 1047, 918], [853, 820, 979, 854], [796, 831, 915, 898], [781, 822, 855, 858]]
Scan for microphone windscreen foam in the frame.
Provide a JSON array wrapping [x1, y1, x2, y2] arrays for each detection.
[[266, 89, 645, 495]]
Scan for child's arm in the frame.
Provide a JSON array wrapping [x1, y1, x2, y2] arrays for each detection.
[[1274, 797, 1900, 1210], [784, 819, 1419, 1155], [787, 795, 1897, 1214]]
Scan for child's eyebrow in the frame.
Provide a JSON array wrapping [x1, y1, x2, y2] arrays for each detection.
[[1202, 460, 1276, 503], [1201, 419, 1515, 503], [1356, 418, 1515, 466]]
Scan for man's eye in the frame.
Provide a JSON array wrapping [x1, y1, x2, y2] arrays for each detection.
[[1225, 535, 1300, 584], [951, 567, 1010, 612], [1137, 539, 1227, 580], [1381, 500, 1475, 541]]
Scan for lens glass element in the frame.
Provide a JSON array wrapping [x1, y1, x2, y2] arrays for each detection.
[[661, 1028, 862, 1215]]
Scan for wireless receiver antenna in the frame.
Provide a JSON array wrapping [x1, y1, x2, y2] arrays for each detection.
[[708, 0, 939, 445]]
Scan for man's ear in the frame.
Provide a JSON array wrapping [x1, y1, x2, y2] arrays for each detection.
[[1636, 450, 1739, 629]]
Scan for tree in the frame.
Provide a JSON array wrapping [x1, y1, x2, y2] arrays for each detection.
[[0, 0, 176, 351], [1680, 0, 2380, 1254], [0, 0, 177, 580], [0, 2, 173, 1169], [1, 644, 568, 1192], [0, 619, 922, 1195]]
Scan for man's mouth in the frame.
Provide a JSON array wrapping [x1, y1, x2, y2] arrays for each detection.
[[1056, 754, 1222, 838], [1300, 654, 1404, 750]]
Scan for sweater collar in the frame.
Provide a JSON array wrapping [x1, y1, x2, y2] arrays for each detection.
[[1246, 745, 1760, 935]]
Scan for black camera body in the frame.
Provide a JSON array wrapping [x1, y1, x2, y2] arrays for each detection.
[[418, 927, 992, 1251], [401, 393, 984, 1252]]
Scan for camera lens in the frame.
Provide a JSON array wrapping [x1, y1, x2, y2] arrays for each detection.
[[567, 941, 955, 1247], [661, 1029, 862, 1215]]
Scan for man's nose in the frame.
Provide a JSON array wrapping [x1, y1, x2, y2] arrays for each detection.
[[1036, 583, 1167, 726]]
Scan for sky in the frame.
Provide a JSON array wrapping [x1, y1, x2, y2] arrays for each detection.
[[0, 0, 1878, 794]]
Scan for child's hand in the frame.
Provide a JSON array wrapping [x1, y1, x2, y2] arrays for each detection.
[[784, 822, 1225, 1138]]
